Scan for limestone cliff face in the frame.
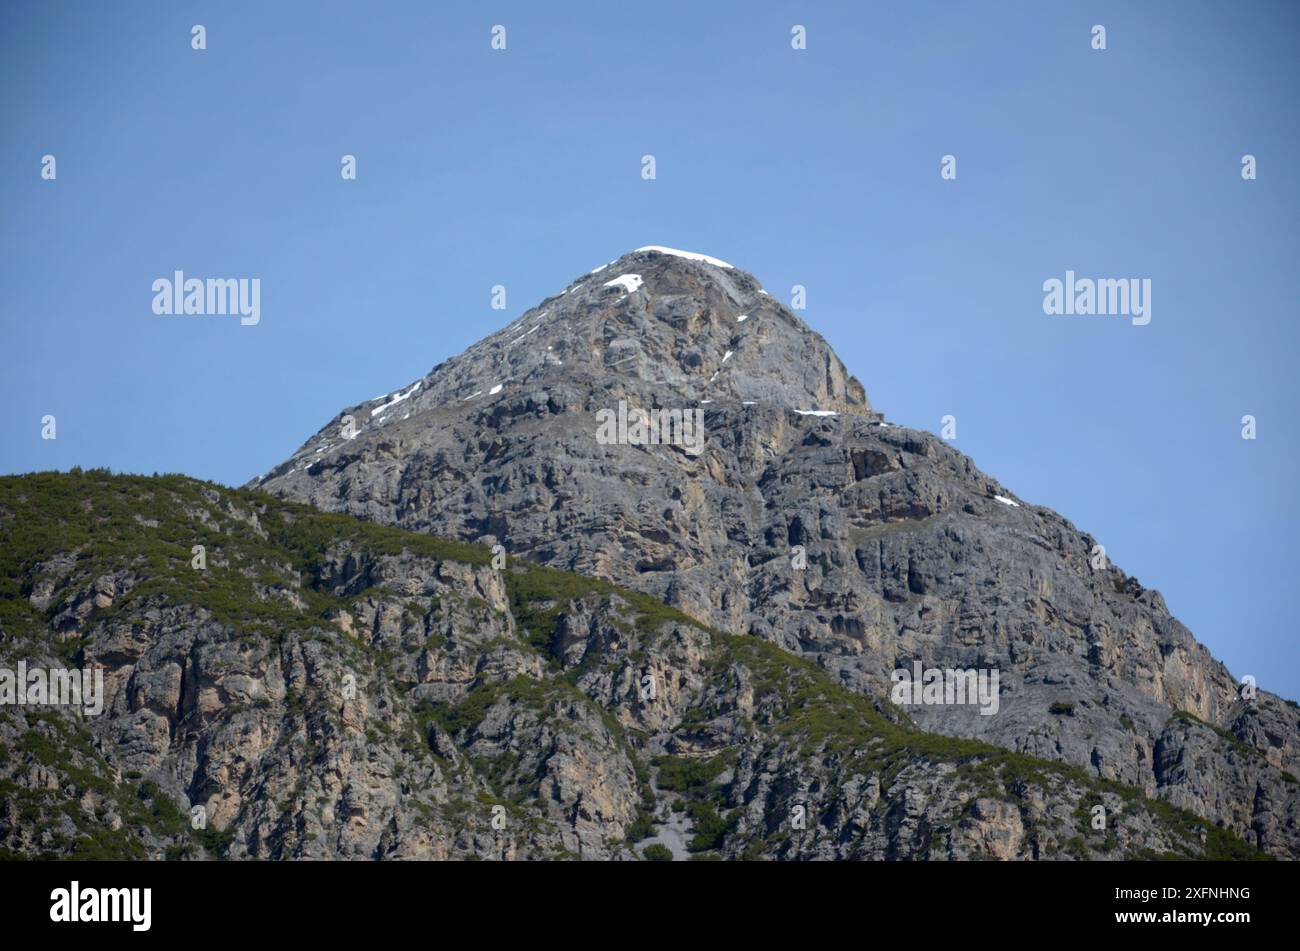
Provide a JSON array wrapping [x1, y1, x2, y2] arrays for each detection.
[[0, 473, 1263, 860], [254, 247, 1300, 858]]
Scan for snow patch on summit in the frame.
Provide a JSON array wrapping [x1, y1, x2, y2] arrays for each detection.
[[634, 246, 733, 269]]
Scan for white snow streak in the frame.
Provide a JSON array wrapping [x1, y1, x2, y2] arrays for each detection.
[[604, 274, 644, 294], [371, 382, 421, 417], [634, 246, 733, 268], [508, 325, 540, 346]]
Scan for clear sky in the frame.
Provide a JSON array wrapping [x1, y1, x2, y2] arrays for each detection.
[[2, 1, 1297, 699]]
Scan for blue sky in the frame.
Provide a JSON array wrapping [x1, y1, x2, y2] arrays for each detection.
[[2, 1, 1297, 698]]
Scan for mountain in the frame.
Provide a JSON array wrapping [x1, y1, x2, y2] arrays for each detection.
[[0, 471, 1265, 860], [253, 246, 1300, 858]]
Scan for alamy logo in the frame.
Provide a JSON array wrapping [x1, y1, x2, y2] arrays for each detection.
[[152, 271, 260, 325], [1042, 270, 1150, 326], [890, 661, 1000, 716], [50, 881, 151, 931], [595, 400, 705, 455], [0, 662, 104, 715]]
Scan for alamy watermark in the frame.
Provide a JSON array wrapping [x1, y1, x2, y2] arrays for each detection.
[[595, 400, 704, 455], [152, 271, 260, 325], [0, 662, 105, 715], [1042, 270, 1150, 326], [890, 661, 1000, 716], [50, 881, 151, 931]]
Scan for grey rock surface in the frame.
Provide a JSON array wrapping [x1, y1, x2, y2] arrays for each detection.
[[256, 247, 1300, 857]]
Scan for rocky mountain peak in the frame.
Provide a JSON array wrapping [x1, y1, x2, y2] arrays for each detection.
[[483, 244, 869, 415], [254, 246, 1300, 859], [257, 247, 869, 485]]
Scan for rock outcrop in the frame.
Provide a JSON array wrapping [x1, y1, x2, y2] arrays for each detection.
[[0, 472, 1266, 860]]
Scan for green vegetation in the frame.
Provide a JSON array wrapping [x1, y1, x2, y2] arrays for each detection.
[[684, 800, 737, 852], [504, 560, 697, 657], [652, 754, 739, 852], [0, 468, 493, 655], [654, 752, 734, 796]]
